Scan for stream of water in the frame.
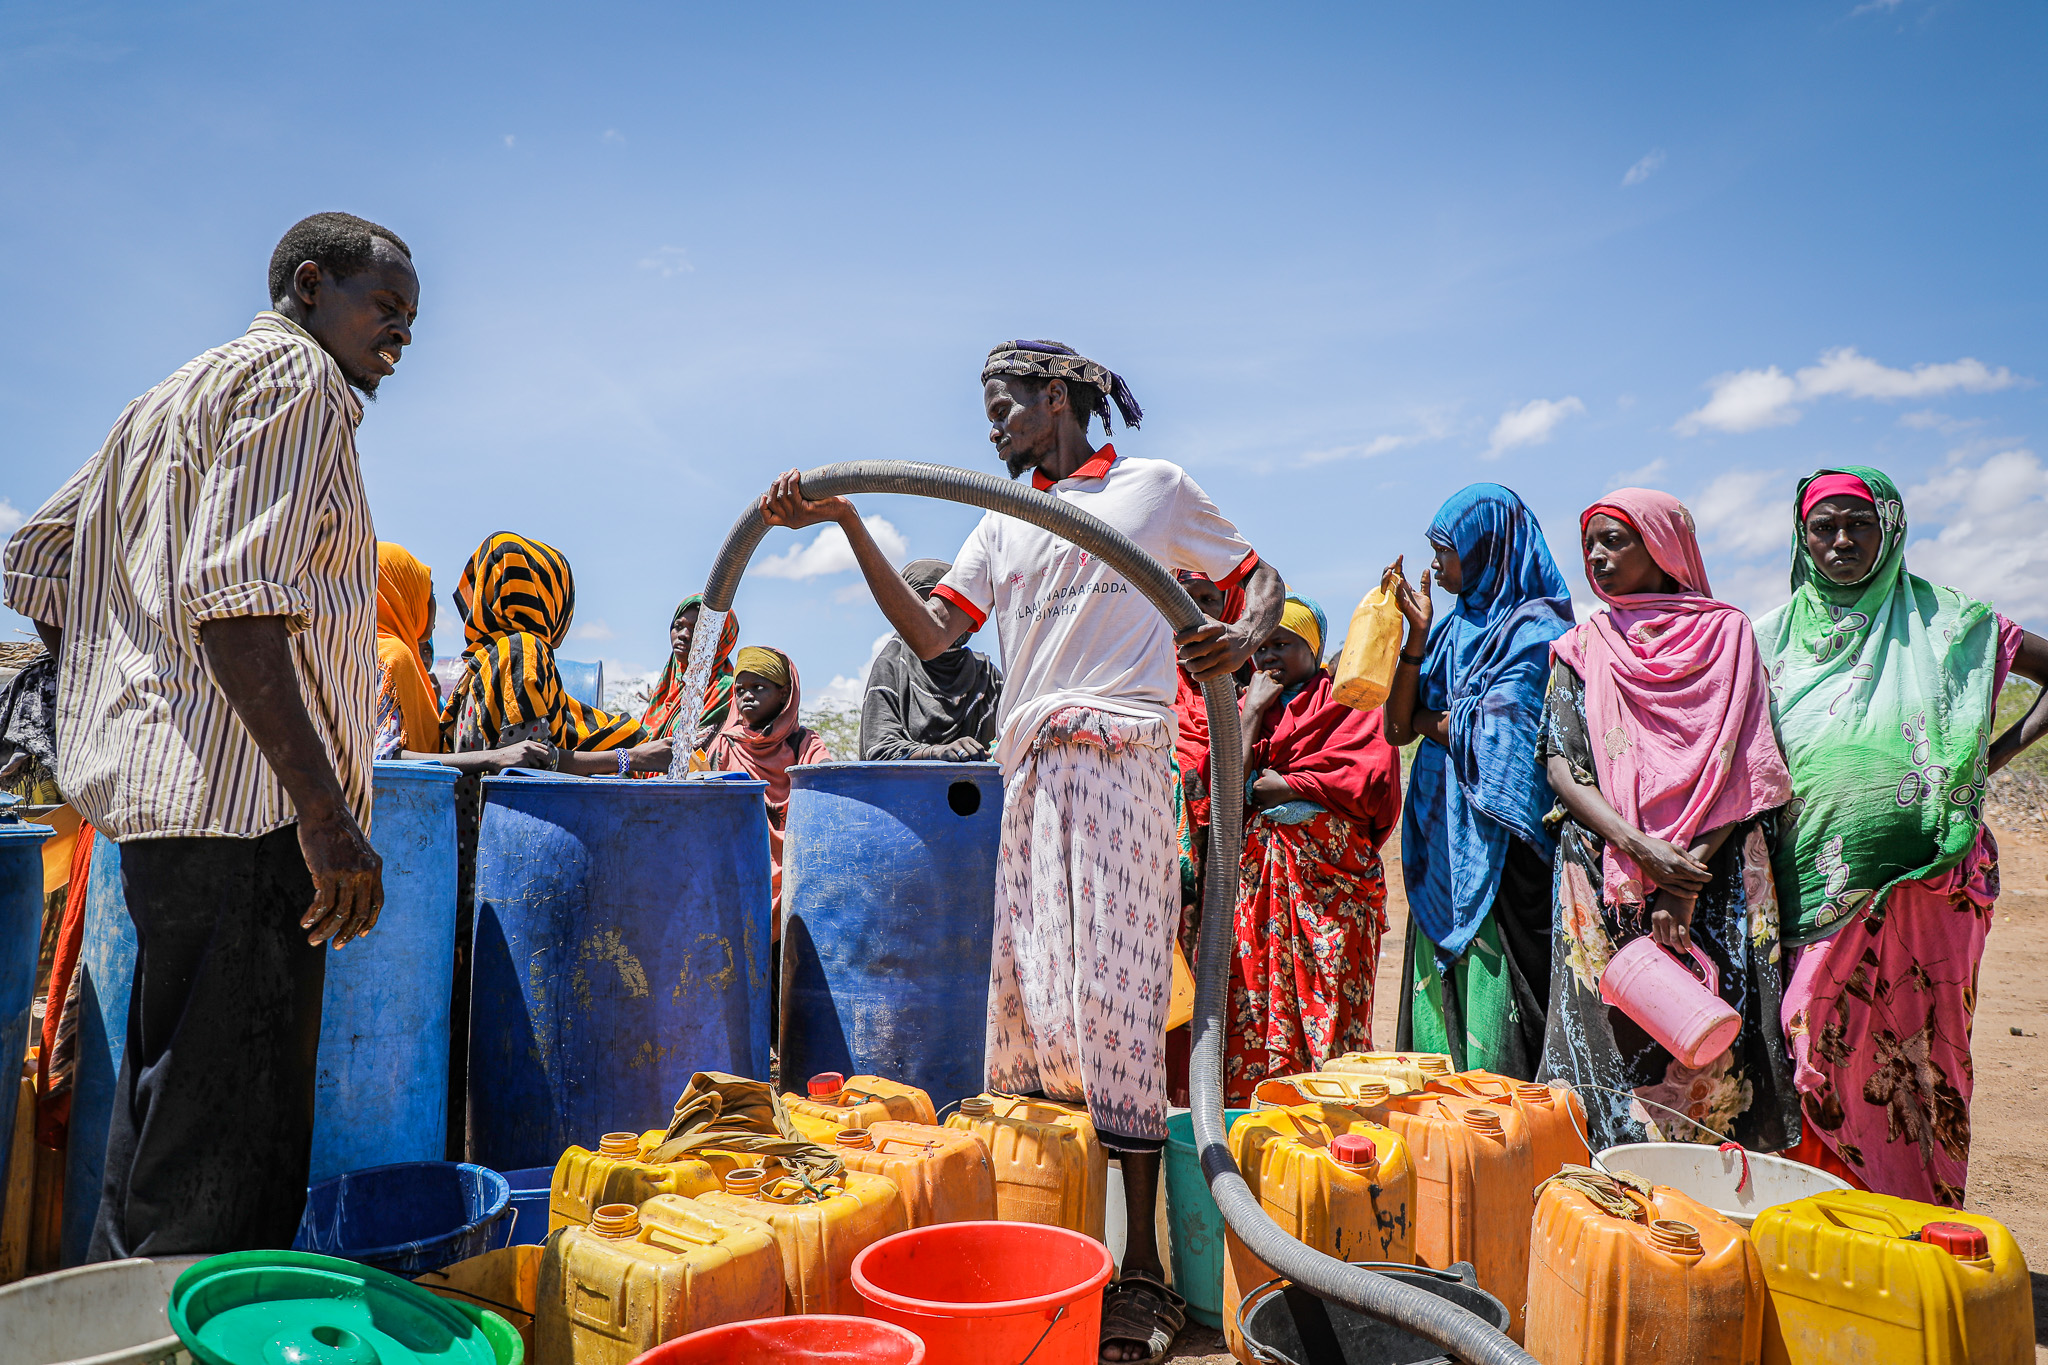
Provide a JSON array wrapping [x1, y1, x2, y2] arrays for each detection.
[[665, 607, 730, 779]]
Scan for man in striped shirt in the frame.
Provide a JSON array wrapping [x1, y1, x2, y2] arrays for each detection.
[[2, 212, 417, 1258]]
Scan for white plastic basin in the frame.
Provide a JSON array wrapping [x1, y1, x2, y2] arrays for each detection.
[[0, 1256, 202, 1365], [1596, 1142, 1850, 1228]]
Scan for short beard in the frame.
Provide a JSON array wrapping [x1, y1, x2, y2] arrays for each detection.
[[345, 374, 381, 401], [1002, 447, 1039, 480]]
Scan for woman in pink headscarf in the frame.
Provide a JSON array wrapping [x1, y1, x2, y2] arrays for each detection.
[[1535, 488, 1802, 1152]]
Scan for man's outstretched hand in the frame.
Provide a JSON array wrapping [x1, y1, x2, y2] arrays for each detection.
[[761, 470, 854, 531]]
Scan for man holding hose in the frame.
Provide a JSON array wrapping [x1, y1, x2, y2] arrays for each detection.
[[761, 340, 1281, 1363]]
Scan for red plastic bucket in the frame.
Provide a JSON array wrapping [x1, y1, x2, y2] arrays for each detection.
[[852, 1221, 1115, 1365], [630, 1314, 926, 1363]]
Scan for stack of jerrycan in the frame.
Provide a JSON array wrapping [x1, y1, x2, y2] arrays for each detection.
[[831, 1125, 996, 1227], [551, 1132, 720, 1233], [536, 1194, 783, 1364], [947, 1093, 1108, 1241], [696, 1165, 908, 1314], [1424, 1071, 1590, 1182], [1220, 1101, 1418, 1361], [1525, 1166, 1766, 1365], [1325, 1050, 1454, 1092], [1370, 1087, 1539, 1340], [1752, 1191, 2034, 1364], [783, 1072, 937, 1142]]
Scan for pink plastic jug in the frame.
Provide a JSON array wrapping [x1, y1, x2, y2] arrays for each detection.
[[1598, 937, 1741, 1069]]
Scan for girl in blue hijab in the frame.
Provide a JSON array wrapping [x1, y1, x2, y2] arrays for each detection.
[[1382, 484, 1573, 1078]]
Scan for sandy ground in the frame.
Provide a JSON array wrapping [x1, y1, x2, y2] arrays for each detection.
[[1163, 823, 2048, 1363]]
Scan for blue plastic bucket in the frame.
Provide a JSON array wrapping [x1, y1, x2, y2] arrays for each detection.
[[293, 1161, 511, 1278], [0, 801, 53, 1248], [1165, 1108, 1251, 1329], [493, 1166, 554, 1248]]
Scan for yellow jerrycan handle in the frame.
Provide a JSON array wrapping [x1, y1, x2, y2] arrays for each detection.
[[1803, 1192, 1917, 1237]]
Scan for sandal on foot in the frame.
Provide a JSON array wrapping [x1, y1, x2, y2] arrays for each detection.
[[1098, 1272, 1186, 1365]]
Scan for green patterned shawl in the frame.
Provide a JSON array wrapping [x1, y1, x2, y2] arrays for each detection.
[[1755, 466, 2001, 946]]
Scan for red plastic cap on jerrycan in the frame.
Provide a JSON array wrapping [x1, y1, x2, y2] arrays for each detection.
[[1919, 1221, 1991, 1258], [1330, 1134, 1377, 1167], [852, 1220, 1115, 1365], [630, 1314, 927, 1364], [1598, 937, 1741, 1069], [809, 1072, 847, 1099]]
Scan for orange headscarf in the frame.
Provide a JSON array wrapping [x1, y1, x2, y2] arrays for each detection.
[[375, 542, 443, 753]]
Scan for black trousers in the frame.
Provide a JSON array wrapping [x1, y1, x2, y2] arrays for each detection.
[[88, 825, 326, 1260]]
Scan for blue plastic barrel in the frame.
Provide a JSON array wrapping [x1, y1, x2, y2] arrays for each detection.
[[555, 658, 605, 708], [62, 830, 130, 1266], [309, 761, 461, 1184], [467, 772, 773, 1171], [492, 1165, 554, 1247], [0, 799, 54, 1237], [293, 1160, 512, 1277], [780, 762, 1002, 1113]]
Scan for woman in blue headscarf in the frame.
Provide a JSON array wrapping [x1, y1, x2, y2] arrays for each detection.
[[1382, 484, 1574, 1078]]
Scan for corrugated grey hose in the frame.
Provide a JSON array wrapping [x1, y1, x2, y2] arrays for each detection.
[[702, 460, 1534, 1365]]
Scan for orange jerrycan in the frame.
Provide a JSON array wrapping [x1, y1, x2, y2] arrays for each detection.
[[1377, 1092, 1537, 1341], [1752, 1191, 2033, 1365], [832, 1122, 997, 1227], [534, 1197, 784, 1365], [1325, 1051, 1453, 1091], [1254, 1073, 1403, 1111], [1425, 1072, 1590, 1182], [551, 1133, 720, 1233], [1221, 1104, 1418, 1361], [945, 1094, 1108, 1241], [695, 1165, 909, 1315], [1525, 1169, 1765, 1365], [783, 1072, 937, 1143]]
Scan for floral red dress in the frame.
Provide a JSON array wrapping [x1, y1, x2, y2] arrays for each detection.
[[1218, 672, 1402, 1105]]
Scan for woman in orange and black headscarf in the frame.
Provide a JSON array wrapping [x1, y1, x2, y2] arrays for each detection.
[[375, 541, 555, 774], [441, 531, 673, 776]]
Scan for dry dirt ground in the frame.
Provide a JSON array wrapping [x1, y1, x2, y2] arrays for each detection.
[[1163, 823, 2048, 1363]]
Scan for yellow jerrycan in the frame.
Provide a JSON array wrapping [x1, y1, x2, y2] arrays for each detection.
[[1253, 1073, 1403, 1111], [783, 1071, 937, 1142], [1220, 1104, 1418, 1362], [550, 1133, 720, 1233], [1331, 575, 1405, 713], [1752, 1191, 2033, 1365], [695, 1165, 909, 1315], [945, 1094, 1108, 1241], [1325, 1051, 1453, 1092], [533, 1197, 783, 1365], [833, 1122, 997, 1227], [1525, 1169, 1766, 1365]]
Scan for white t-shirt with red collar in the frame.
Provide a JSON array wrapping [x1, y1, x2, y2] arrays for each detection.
[[933, 445, 1258, 773]]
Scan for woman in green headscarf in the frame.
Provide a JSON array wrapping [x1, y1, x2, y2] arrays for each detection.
[[1763, 467, 2047, 1206], [640, 595, 741, 743]]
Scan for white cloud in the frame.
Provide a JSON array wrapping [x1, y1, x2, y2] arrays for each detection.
[[0, 499, 24, 537], [502, 134, 516, 148], [1622, 149, 1666, 187], [1851, 0, 1903, 14], [637, 245, 693, 277], [753, 515, 908, 579], [1298, 412, 1452, 468], [1906, 447, 2048, 621], [1677, 347, 2022, 435], [571, 617, 616, 642], [602, 129, 626, 145], [1485, 396, 1584, 458], [1689, 468, 1788, 559], [1609, 457, 1668, 488]]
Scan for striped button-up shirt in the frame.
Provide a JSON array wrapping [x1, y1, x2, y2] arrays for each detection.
[[2, 313, 376, 840]]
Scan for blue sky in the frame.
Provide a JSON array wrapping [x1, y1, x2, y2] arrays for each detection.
[[4, 2, 2043, 712]]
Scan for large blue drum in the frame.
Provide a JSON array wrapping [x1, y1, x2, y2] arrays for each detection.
[[467, 772, 773, 1171], [0, 801, 52, 1238], [309, 760, 461, 1183], [780, 762, 1002, 1112], [61, 830, 130, 1266]]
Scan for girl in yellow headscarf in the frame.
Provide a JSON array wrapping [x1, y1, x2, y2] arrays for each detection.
[[440, 531, 673, 775]]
